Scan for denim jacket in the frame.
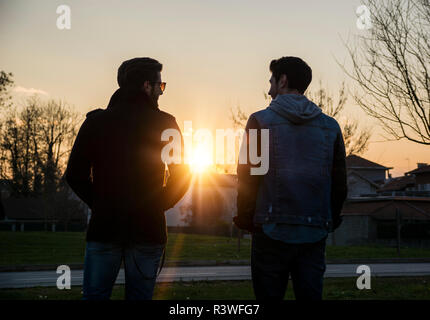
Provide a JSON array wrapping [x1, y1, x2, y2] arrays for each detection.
[[234, 94, 348, 235]]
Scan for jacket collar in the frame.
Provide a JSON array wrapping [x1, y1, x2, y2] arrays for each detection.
[[107, 88, 159, 111]]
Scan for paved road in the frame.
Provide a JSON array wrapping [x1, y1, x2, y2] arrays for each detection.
[[1, 263, 430, 289]]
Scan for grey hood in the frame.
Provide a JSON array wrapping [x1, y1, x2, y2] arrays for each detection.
[[268, 94, 322, 124]]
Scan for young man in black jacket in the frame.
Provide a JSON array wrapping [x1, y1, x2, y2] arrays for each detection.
[[66, 57, 190, 300]]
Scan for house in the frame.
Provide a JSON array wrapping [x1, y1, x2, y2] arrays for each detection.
[[0, 181, 89, 232], [0, 197, 58, 231], [377, 175, 416, 194], [347, 170, 381, 197], [190, 173, 237, 235], [346, 154, 392, 197], [165, 172, 238, 236], [377, 163, 430, 197], [406, 163, 430, 191], [327, 196, 430, 247]]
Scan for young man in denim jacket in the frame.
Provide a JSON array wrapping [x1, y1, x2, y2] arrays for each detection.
[[234, 56, 348, 300]]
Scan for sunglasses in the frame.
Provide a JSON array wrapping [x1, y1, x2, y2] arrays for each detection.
[[151, 81, 166, 92]]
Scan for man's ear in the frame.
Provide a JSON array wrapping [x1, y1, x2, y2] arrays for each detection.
[[142, 80, 152, 95], [279, 74, 288, 89]]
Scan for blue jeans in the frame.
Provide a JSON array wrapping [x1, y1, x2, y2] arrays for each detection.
[[82, 241, 165, 300], [251, 231, 326, 300]]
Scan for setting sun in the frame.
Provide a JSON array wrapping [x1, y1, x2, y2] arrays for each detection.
[[189, 143, 213, 173]]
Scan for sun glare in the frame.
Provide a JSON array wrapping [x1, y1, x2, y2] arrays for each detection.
[[190, 143, 213, 173]]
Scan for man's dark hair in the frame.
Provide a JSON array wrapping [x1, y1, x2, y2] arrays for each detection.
[[117, 57, 162, 89], [269, 57, 312, 94]]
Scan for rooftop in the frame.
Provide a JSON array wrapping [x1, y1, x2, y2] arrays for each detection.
[[407, 164, 430, 175], [346, 154, 392, 170], [342, 196, 430, 220], [378, 175, 416, 192]]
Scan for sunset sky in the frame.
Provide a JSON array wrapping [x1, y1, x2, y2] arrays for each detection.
[[1, 0, 429, 177]]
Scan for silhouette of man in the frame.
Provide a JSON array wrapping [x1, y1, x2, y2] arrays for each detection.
[[234, 56, 348, 300], [66, 57, 190, 300]]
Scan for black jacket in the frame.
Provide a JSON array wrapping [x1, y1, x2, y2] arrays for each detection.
[[66, 89, 190, 245]]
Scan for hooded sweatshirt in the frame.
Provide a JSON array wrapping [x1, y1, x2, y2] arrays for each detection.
[[269, 93, 322, 125]]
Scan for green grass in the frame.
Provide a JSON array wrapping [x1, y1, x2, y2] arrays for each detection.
[[326, 245, 430, 260], [1, 231, 430, 267], [0, 232, 251, 266], [0, 231, 87, 266], [1, 277, 430, 300]]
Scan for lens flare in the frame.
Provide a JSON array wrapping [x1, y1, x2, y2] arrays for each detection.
[[190, 143, 213, 173]]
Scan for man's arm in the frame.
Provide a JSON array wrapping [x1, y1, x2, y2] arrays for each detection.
[[331, 125, 348, 231], [65, 116, 94, 208], [162, 118, 191, 211], [234, 115, 263, 232]]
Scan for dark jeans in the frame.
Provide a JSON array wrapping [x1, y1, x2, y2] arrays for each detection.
[[251, 231, 326, 300], [82, 241, 164, 300]]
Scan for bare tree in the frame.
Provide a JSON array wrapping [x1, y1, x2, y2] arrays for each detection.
[[307, 82, 372, 155], [307, 81, 347, 119], [340, 0, 430, 145], [0, 71, 14, 111], [0, 73, 87, 229], [0, 97, 80, 196], [38, 99, 80, 193], [230, 106, 248, 129], [46, 178, 88, 231], [0, 71, 14, 180], [0, 104, 39, 196]]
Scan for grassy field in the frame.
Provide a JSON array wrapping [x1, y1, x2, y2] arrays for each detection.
[[1, 277, 430, 300], [1, 231, 430, 266], [0, 232, 251, 266]]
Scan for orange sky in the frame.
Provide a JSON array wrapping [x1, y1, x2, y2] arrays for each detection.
[[1, 0, 429, 177]]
